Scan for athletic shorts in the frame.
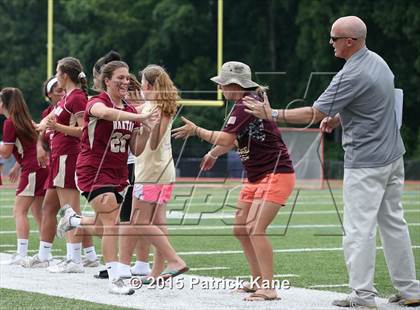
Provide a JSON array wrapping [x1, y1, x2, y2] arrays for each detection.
[[239, 172, 295, 206], [133, 183, 174, 205], [76, 165, 128, 195], [47, 154, 78, 189], [81, 187, 125, 204], [120, 163, 135, 222], [17, 168, 49, 197]]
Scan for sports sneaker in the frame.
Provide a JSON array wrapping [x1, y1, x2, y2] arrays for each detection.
[[388, 293, 420, 307], [82, 257, 100, 267], [56, 204, 78, 238], [48, 259, 84, 273], [21, 254, 50, 268], [332, 297, 377, 309], [109, 278, 135, 295], [7, 253, 27, 265]]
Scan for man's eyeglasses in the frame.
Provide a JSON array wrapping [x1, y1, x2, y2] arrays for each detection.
[[330, 36, 358, 42]]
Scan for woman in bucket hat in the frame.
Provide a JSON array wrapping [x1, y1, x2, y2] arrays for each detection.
[[172, 61, 296, 301]]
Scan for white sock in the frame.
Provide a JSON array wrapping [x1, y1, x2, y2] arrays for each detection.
[[106, 261, 120, 281], [132, 260, 151, 274], [118, 263, 132, 278], [66, 243, 71, 260], [69, 243, 82, 264], [38, 241, 52, 261], [69, 215, 81, 227], [17, 239, 28, 257], [83, 246, 97, 261]]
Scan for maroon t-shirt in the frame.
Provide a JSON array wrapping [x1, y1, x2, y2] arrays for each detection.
[[2, 119, 38, 172], [76, 92, 140, 172], [223, 93, 294, 182], [50, 89, 87, 158]]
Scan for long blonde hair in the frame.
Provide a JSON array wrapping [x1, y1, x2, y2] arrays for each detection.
[[140, 65, 178, 117]]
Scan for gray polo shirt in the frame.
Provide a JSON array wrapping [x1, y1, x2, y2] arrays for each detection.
[[313, 46, 405, 168]]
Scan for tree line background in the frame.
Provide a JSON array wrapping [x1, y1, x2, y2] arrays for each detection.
[[1, 0, 419, 164]]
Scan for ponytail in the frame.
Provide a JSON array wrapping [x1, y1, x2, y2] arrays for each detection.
[[78, 72, 89, 98]]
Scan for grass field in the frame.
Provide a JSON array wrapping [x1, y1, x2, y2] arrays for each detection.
[[0, 183, 419, 309]]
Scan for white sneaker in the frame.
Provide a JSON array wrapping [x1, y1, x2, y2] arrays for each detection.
[[109, 278, 135, 295], [22, 254, 50, 268], [48, 259, 84, 273], [82, 257, 100, 267], [56, 204, 78, 238], [7, 253, 27, 265]]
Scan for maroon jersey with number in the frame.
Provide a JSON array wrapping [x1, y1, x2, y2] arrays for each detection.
[[223, 93, 294, 183], [50, 89, 86, 158], [76, 92, 140, 192], [2, 119, 39, 171]]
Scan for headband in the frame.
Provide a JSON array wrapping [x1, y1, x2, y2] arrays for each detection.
[[46, 77, 58, 93]]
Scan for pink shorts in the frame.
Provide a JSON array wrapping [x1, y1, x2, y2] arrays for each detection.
[[133, 184, 174, 204], [47, 154, 78, 189], [17, 168, 49, 197]]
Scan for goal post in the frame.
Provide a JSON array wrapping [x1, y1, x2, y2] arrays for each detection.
[[280, 128, 324, 189]]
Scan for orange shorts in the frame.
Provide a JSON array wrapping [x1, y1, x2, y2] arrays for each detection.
[[239, 173, 295, 206]]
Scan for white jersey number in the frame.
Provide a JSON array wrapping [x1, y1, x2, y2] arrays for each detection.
[[110, 132, 131, 153]]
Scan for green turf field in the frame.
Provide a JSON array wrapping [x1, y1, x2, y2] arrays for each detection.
[[0, 185, 419, 309]]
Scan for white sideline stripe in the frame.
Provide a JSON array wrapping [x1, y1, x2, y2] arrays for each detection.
[[4, 249, 62, 253], [309, 284, 349, 288], [237, 274, 300, 278], [176, 245, 420, 256], [0, 244, 14, 247], [190, 267, 230, 271], [1, 253, 393, 310], [1, 200, 419, 209], [309, 283, 377, 289], [1, 209, 420, 219], [1, 223, 420, 234]]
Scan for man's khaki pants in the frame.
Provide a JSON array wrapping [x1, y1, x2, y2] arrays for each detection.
[[343, 157, 419, 303]]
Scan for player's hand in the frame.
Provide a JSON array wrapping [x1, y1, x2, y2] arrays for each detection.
[[37, 144, 49, 168], [171, 117, 197, 139], [46, 117, 57, 130], [243, 93, 273, 121], [8, 164, 21, 183], [200, 153, 217, 171], [140, 108, 160, 130], [126, 90, 144, 109]]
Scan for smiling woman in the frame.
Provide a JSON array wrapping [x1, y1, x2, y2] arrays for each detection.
[[54, 60, 160, 295]]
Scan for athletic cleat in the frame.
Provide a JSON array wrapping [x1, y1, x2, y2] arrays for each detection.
[[56, 204, 78, 239], [21, 254, 50, 268], [109, 278, 135, 295], [82, 257, 100, 268], [7, 253, 27, 265], [48, 259, 84, 273]]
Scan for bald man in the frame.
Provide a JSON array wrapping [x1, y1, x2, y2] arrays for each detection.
[[244, 16, 420, 308]]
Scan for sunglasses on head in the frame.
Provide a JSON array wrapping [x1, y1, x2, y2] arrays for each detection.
[[330, 36, 358, 42]]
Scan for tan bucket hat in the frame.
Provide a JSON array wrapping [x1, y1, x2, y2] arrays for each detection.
[[210, 61, 260, 88]]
